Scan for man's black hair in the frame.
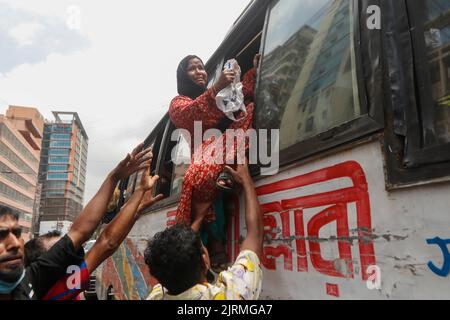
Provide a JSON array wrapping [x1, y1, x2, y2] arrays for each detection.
[[24, 230, 62, 267], [144, 224, 204, 295], [0, 205, 19, 221]]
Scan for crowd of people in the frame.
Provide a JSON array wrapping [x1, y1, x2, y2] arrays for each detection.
[[0, 55, 264, 301]]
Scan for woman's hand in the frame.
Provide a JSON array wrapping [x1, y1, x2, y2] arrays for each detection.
[[213, 69, 236, 93]]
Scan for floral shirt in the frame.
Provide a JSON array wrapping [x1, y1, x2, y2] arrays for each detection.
[[147, 250, 262, 300]]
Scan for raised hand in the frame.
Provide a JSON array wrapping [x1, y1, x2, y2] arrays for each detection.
[[112, 143, 153, 181], [213, 69, 236, 93], [136, 164, 164, 214]]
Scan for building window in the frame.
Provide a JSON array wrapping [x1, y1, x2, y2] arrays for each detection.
[[0, 161, 35, 192], [0, 124, 39, 166], [0, 142, 37, 175], [50, 141, 71, 148], [47, 173, 69, 180], [48, 165, 69, 172], [49, 149, 70, 156], [50, 133, 71, 140], [49, 157, 70, 164], [0, 182, 34, 208]]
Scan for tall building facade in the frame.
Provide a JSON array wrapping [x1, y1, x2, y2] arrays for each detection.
[[0, 106, 45, 241], [38, 112, 88, 235]]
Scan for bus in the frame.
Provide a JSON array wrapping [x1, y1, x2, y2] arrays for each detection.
[[95, 0, 450, 300]]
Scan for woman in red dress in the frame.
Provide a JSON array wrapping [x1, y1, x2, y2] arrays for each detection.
[[170, 54, 259, 227]]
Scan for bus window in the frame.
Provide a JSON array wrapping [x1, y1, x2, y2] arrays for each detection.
[[415, 0, 450, 146], [154, 122, 178, 198], [169, 131, 190, 196], [256, 0, 366, 157]]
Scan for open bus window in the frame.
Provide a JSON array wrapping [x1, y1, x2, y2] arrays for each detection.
[[169, 131, 190, 196], [153, 122, 178, 199], [416, 0, 450, 146], [256, 0, 362, 151], [402, 0, 450, 168]]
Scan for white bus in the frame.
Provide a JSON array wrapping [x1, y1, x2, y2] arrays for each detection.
[[96, 0, 450, 300]]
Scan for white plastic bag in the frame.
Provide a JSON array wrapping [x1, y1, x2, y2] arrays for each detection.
[[215, 59, 247, 121]]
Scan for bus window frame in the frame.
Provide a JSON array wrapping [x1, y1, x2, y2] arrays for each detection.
[[382, 0, 450, 189], [143, 119, 184, 213], [120, 115, 181, 215], [402, 0, 450, 167], [254, 0, 384, 170]]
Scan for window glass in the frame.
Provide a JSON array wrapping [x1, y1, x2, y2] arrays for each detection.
[[49, 157, 70, 164], [50, 133, 71, 140], [0, 182, 33, 208], [0, 124, 39, 166], [49, 149, 70, 156], [50, 141, 71, 148], [170, 131, 191, 196], [47, 173, 69, 180], [48, 165, 69, 172], [420, 0, 450, 145], [256, 0, 361, 150]]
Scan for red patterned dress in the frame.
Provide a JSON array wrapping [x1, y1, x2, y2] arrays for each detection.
[[170, 68, 256, 225]]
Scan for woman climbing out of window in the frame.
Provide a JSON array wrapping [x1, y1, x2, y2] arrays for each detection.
[[169, 53, 260, 271]]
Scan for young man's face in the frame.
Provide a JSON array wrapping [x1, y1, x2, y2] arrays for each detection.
[[0, 215, 24, 283]]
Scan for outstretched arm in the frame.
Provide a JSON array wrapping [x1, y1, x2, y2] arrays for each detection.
[[224, 161, 263, 259], [84, 161, 163, 274], [67, 143, 152, 251]]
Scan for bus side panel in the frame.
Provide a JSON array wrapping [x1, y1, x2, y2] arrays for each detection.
[[96, 209, 174, 300], [231, 140, 450, 300]]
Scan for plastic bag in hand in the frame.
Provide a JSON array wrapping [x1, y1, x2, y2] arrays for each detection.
[[215, 59, 247, 122]]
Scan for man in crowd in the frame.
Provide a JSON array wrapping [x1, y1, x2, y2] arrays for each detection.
[[24, 231, 62, 268]]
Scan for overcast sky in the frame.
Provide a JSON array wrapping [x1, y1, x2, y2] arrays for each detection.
[[0, 0, 252, 202]]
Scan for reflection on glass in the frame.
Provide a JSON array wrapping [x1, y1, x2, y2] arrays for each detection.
[[170, 132, 191, 196], [422, 0, 450, 145], [256, 0, 360, 150]]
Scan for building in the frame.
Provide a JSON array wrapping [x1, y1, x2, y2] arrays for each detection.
[[37, 112, 88, 235], [0, 106, 45, 241]]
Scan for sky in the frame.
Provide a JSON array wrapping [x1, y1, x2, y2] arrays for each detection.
[[0, 0, 252, 202]]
